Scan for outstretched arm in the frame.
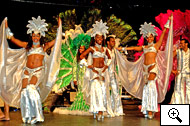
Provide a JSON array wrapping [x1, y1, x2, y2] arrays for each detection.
[[80, 47, 93, 60], [126, 46, 143, 51], [117, 46, 143, 52], [155, 14, 172, 50]]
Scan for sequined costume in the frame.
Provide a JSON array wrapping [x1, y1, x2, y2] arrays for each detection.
[[141, 44, 159, 114], [107, 48, 124, 116], [0, 18, 62, 124], [115, 18, 173, 117], [171, 49, 190, 104], [82, 46, 115, 117], [20, 47, 45, 123]]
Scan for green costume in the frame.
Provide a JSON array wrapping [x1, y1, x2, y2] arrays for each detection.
[[54, 33, 91, 114]]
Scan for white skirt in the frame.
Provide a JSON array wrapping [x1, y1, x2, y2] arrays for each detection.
[[20, 84, 44, 124], [141, 80, 158, 114], [89, 79, 107, 113]]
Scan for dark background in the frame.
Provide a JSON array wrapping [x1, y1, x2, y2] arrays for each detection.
[[1, 0, 190, 47], [0, 0, 188, 104]]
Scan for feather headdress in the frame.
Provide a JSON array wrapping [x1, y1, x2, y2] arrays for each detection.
[[91, 19, 109, 39], [139, 22, 158, 38], [26, 16, 48, 37]]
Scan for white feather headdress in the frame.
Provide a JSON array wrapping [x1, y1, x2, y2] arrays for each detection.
[[91, 19, 109, 39], [26, 16, 48, 37], [139, 22, 158, 38]]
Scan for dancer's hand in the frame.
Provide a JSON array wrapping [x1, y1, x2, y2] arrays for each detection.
[[5, 18, 8, 28], [73, 81, 77, 85], [102, 65, 108, 73], [58, 16, 62, 27], [92, 69, 99, 74], [88, 65, 94, 69], [172, 70, 179, 76], [116, 46, 122, 51], [168, 13, 173, 20], [88, 65, 99, 74]]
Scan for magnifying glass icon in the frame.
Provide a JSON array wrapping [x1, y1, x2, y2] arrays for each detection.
[[168, 108, 182, 123]]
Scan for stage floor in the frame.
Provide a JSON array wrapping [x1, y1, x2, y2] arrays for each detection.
[[0, 108, 160, 126]]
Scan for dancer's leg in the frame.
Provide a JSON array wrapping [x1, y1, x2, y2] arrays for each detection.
[[0, 108, 5, 119], [4, 103, 10, 120]]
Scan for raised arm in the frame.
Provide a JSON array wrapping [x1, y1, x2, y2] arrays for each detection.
[[155, 14, 172, 50], [5, 19, 28, 48], [155, 27, 167, 50], [44, 17, 62, 52], [43, 39, 55, 52]]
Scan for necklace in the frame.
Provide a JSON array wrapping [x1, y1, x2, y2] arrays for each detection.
[[33, 41, 40, 48], [95, 43, 102, 52], [148, 42, 154, 47]]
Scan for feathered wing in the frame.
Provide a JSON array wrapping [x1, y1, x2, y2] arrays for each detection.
[[54, 34, 91, 92], [54, 37, 74, 91], [106, 14, 137, 46]]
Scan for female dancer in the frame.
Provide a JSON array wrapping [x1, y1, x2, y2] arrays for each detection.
[[117, 15, 172, 119], [0, 16, 62, 124], [67, 34, 91, 113], [80, 20, 114, 121]]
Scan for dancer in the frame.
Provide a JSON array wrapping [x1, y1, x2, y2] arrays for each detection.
[[106, 35, 124, 116], [67, 34, 91, 113], [0, 16, 62, 124], [117, 15, 173, 119], [171, 38, 190, 104], [80, 20, 114, 121]]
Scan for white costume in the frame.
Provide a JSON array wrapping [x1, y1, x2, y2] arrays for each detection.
[[107, 48, 124, 116], [0, 17, 62, 124], [82, 46, 114, 117], [171, 48, 190, 104], [115, 19, 173, 118], [81, 20, 114, 118], [141, 44, 159, 114]]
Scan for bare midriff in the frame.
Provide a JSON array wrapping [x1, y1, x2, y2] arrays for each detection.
[[92, 58, 105, 68], [26, 54, 44, 69], [144, 52, 157, 66]]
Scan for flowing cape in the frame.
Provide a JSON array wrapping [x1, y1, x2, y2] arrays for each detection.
[[115, 19, 173, 103], [0, 18, 62, 107]]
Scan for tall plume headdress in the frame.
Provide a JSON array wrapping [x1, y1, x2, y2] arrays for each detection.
[[91, 19, 109, 39], [26, 16, 48, 37], [139, 22, 158, 38]]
